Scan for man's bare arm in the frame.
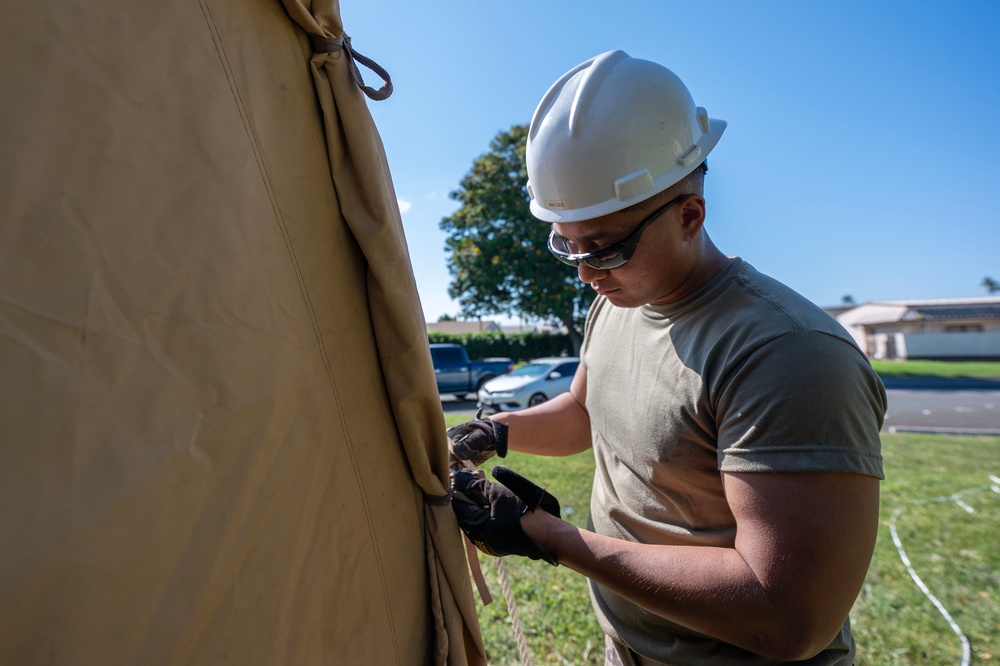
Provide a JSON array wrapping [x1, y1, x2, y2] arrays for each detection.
[[521, 470, 879, 661]]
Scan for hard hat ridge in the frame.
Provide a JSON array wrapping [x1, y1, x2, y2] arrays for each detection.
[[528, 50, 629, 139], [526, 50, 726, 223]]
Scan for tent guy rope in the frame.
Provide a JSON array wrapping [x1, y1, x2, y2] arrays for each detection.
[[497, 558, 534, 666]]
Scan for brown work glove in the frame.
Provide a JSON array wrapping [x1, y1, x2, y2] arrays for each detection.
[[447, 412, 508, 470], [451, 466, 560, 565]]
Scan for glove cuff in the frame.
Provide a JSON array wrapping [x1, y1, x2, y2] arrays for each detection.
[[490, 419, 509, 458]]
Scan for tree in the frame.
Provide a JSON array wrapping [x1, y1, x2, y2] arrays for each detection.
[[440, 125, 594, 353], [983, 276, 1000, 294], [841, 294, 856, 306]]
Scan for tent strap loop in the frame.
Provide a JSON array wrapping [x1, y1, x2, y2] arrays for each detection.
[[423, 490, 452, 506], [311, 33, 393, 101]]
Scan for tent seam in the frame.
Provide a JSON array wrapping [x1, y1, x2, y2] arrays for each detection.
[[198, 3, 401, 663]]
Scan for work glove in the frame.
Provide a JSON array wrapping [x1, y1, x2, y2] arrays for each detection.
[[451, 466, 560, 565], [446, 411, 508, 470]]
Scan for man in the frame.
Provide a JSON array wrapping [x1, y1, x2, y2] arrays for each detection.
[[448, 50, 886, 665]]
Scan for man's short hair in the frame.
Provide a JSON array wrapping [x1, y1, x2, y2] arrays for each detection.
[[617, 160, 708, 216]]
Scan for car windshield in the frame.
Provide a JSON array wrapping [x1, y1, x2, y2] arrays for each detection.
[[507, 363, 552, 378]]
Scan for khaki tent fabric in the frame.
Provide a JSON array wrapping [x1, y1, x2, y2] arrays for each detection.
[[0, 0, 484, 664]]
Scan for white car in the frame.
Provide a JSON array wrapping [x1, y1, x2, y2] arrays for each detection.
[[477, 357, 580, 412]]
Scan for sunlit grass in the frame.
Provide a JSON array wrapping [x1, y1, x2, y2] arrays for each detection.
[[870, 359, 1000, 378], [852, 433, 1000, 665]]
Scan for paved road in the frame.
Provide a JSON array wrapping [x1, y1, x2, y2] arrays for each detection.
[[441, 377, 1000, 435], [439, 394, 480, 418], [881, 377, 1000, 434]]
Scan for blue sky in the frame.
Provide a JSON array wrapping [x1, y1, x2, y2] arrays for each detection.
[[343, 1, 1000, 324]]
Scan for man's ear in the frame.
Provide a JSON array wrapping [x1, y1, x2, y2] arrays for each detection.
[[679, 195, 707, 239]]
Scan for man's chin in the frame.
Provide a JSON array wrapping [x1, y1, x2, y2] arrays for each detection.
[[599, 290, 642, 308]]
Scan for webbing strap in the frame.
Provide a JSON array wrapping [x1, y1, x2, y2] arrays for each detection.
[[310, 33, 393, 101], [426, 490, 492, 603], [464, 535, 493, 606]]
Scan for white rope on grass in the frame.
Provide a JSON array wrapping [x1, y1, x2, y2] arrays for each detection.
[[888, 508, 970, 666], [950, 494, 975, 514], [884, 471, 1000, 666]]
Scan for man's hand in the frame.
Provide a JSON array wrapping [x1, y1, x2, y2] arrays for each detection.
[[451, 466, 560, 565], [447, 412, 508, 469]]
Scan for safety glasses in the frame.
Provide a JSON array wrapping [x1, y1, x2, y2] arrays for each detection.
[[547, 194, 686, 270]]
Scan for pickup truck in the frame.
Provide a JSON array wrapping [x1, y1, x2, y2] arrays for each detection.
[[430, 343, 513, 398]]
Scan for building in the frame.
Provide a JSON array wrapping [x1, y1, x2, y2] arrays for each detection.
[[835, 297, 1000, 360]]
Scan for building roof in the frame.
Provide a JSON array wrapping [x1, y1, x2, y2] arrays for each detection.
[[837, 297, 1000, 327], [866, 296, 1000, 307], [902, 304, 1000, 321]]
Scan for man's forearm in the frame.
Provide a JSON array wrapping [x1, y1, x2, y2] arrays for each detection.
[[489, 391, 592, 457], [520, 511, 843, 661]]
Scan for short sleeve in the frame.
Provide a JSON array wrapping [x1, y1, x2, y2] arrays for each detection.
[[715, 330, 886, 478]]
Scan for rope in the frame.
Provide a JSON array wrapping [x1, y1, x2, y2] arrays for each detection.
[[889, 509, 971, 666], [496, 557, 534, 666], [310, 33, 393, 101], [885, 473, 1000, 666]]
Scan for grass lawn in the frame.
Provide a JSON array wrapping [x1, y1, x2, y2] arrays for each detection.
[[443, 415, 1000, 664], [871, 359, 1000, 378]]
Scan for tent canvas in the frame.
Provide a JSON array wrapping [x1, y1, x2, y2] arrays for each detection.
[[0, 0, 484, 663]]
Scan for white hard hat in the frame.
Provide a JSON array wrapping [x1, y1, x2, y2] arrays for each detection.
[[526, 50, 726, 223]]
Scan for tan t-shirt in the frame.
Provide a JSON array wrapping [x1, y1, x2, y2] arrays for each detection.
[[582, 258, 886, 665]]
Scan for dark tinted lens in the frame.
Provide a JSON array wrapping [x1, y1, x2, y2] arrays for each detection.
[[548, 193, 684, 270], [582, 252, 628, 270], [549, 241, 630, 270], [548, 232, 572, 255], [552, 254, 582, 267], [548, 229, 633, 270]]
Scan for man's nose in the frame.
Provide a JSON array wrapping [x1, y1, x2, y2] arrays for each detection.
[[578, 263, 608, 283]]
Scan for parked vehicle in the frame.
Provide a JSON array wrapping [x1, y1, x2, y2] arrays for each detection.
[[430, 343, 513, 398], [477, 357, 580, 412]]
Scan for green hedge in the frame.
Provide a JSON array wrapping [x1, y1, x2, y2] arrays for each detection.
[[427, 332, 573, 363]]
